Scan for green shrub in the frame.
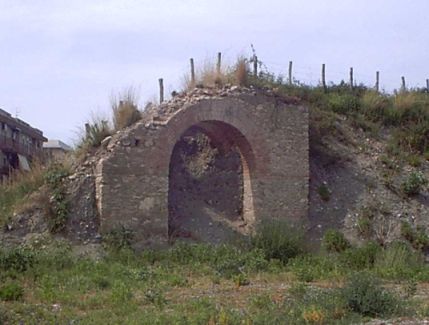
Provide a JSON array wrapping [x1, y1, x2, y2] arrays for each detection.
[[289, 255, 337, 282], [317, 184, 331, 201], [251, 221, 304, 264], [360, 91, 391, 122], [0, 247, 35, 273], [400, 222, 429, 251], [322, 229, 350, 253], [401, 171, 427, 196], [342, 272, 400, 317], [392, 92, 429, 125], [407, 154, 423, 167], [394, 122, 429, 154], [374, 241, 426, 279], [104, 226, 134, 251], [326, 93, 360, 114], [340, 241, 381, 270], [356, 216, 372, 238], [44, 164, 70, 232], [0, 282, 24, 301]]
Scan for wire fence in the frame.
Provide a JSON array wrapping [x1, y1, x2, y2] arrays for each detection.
[[157, 52, 429, 103]]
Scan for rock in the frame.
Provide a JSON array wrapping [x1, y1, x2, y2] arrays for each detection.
[[101, 136, 112, 148]]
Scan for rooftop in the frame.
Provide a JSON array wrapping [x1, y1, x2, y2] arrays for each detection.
[[43, 140, 72, 151], [0, 108, 46, 140]]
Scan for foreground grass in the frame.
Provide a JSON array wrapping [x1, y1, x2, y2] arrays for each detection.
[[0, 241, 428, 324]]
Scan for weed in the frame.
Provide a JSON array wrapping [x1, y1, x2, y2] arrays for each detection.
[[233, 273, 250, 287], [289, 255, 337, 282], [407, 154, 423, 167], [340, 241, 380, 270], [326, 93, 360, 114], [400, 221, 429, 251], [0, 282, 24, 301], [342, 272, 400, 317], [144, 288, 166, 308], [104, 226, 134, 251], [357, 216, 372, 238], [0, 247, 35, 273], [360, 91, 391, 121], [111, 281, 133, 304], [94, 276, 111, 290], [317, 184, 331, 201], [322, 229, 350, 253], [302, 306, 325, 324], [44, 164, 70, 232], [401, 171, 427, 196], [404, 278, 417, 298], [251, 220, 305, 264], [374, 241, 428, 280]]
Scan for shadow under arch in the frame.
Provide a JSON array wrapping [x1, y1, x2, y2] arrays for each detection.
[[168, 120, 256, 243]]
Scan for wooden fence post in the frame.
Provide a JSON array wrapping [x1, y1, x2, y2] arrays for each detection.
[[375, 71, 380, 93], [253, 56, 258, 77], [426, 79, 429, 93], [401, 76, 406, 92], [159, 78, 164, 103], [350, 67, 354, 91], [190, 58, 195, 85], [85, 123, 90, 138], [217, 52, 222, 76], [288, 61, 293, 85], [321, 64, 327, 92]]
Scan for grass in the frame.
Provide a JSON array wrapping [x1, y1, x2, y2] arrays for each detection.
[[75, 115, 112, 157], [0, 163, 47, 227], [0, 228, 428, 323], [0, 162, 71, 230], [111, 87, 141, 131], [228, 55, 429, 158]]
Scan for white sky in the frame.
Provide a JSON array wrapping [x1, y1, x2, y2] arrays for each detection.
[[0, 0, 428, 143]]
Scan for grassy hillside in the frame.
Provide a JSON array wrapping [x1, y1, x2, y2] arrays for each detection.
[[0, 59, 428, 324]]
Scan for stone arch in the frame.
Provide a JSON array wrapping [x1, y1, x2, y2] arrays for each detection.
[[167, 120, 256, 242], [96, 94, 309, 249]]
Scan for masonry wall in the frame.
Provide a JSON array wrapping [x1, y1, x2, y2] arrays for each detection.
[[95, 93, 309, 249]]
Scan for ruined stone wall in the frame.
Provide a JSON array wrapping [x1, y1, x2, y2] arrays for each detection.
[[95, 91, 309, 249]]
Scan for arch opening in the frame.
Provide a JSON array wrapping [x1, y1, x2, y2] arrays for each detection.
[[168, 120, 255, 243]]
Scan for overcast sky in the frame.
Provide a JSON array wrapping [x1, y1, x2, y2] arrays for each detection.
[[0, 0, 428, 144]]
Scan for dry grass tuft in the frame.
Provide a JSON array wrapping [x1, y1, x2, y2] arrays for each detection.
[[234, 57, 249, 86], [111, 88, 141, 130], [183, 58, 232, 90], [181, 56, 251, 90], [74, 113, 112, 159]]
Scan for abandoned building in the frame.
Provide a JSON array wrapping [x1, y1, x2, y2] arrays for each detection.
[[95, 89, 309, 249], [43, 139, 72, 162], [0, 108, 46, 181]]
